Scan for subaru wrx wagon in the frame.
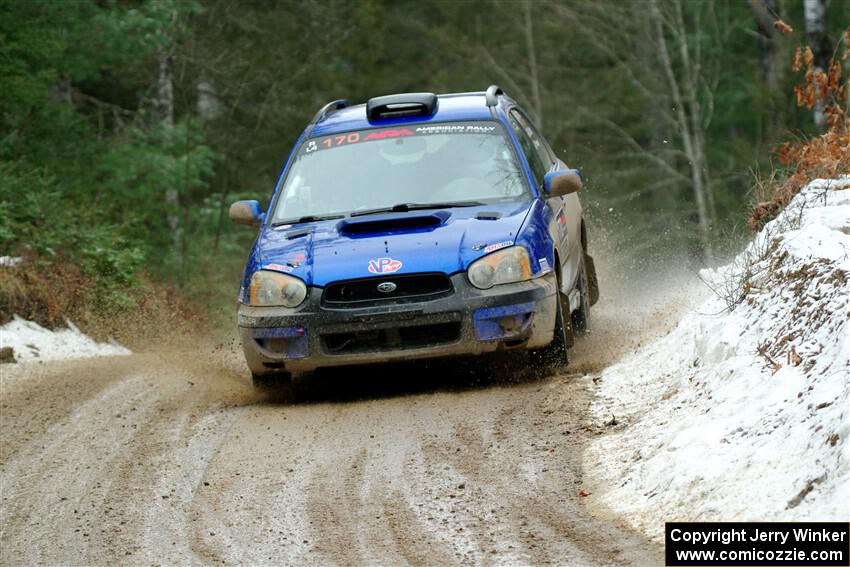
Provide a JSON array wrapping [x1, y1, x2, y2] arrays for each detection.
[[230, 86, 599, 385]]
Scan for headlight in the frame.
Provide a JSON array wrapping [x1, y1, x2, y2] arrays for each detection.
[[467, 246, 532, 289], [249, 270, 308, 307]]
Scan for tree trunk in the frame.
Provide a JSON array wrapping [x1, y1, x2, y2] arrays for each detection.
[[673, 0, 715, 226], [634, 3, 678, 214], [750, 0, 783, 132], [212, 167, 229, 257], [197, 76, 220, 120], [803, 0, 830, 128], [523, 0, 542, 128], [158, 38, 183, 274], [751, 0, 781, 89]]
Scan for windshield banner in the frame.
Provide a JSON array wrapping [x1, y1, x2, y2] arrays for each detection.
[[302, 121, 501, 155]]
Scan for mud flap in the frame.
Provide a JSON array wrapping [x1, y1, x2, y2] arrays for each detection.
[[564, 292, 575, 348], [584, 252, 600, 306]]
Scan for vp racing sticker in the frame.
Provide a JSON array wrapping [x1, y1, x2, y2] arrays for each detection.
[[368, 257, 403, 274]]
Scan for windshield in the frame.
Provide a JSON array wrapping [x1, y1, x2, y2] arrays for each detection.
[[271, 121, 527, 223]]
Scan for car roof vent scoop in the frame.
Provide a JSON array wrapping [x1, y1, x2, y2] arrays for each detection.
[[366, 93, 438, 121]]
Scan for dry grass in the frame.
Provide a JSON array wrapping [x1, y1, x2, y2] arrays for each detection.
[[700, 226, 781, 312], [0, 255, 206, 348]]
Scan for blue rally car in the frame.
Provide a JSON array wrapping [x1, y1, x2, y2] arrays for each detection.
[[230, 86, 599, 385]]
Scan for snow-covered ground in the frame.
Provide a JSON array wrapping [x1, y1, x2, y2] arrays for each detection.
[[585, 177, 850, 542], [0, 256, 23, 267], [0, 315, 130, 365]]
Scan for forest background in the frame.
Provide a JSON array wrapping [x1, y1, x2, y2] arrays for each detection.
[[1, 0, 848, 332]]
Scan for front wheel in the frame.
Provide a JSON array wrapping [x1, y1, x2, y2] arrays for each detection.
[[571, 258, 591, 334], [530, 287, 571, 369]]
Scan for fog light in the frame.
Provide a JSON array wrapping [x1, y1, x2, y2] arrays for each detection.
[[472, 303, 536, 341], [251, 326, 309, 359], [264, 338, 289, 352], [498, 315, 523, 333]]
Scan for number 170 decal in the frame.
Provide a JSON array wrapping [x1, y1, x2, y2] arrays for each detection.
[[323, 132, 362, 148], [303, 128, 416, 154]]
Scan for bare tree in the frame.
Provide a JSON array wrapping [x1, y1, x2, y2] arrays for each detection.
[[196, 77, 221, 121], [537, 0, 719, 263], [523, 0, 543, 128], [157, 11, 183, 272], [750, 0, 784, 132], [751, 0, 782, 90], [803, 0, 830, 128], [650, 0, 714, 261]]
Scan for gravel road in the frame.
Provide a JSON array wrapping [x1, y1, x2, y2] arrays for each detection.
[[2, 267, 695, 566], [0, 338, 666, 566]]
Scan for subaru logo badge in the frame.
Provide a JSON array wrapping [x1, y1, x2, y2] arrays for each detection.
[[376, 281, 397, 294]]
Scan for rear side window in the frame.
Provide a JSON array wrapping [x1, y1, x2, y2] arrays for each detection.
[[508, 109, 552, 185]]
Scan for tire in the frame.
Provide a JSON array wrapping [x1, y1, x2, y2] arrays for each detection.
[[571, 258, 591, 334], [251, 371, 293, 389], [530, 276, 571, 369]]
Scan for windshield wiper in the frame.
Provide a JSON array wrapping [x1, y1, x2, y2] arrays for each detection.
[[272, 214, 345, 226], [350, 201, 484, 218]]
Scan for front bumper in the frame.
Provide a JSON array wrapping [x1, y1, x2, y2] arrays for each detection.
[[238, 271, 557, 375]]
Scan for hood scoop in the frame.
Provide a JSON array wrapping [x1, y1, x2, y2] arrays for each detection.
[[338, 212, 448, 237]]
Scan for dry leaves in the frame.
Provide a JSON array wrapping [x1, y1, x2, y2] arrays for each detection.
[[774, 20, 793, 35], [750, 34, 850, 230]]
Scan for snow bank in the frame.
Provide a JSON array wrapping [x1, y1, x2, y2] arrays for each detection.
[[0, 256, 23, 267], [0, 315, 131, 365], [585, 177, 850, 541]]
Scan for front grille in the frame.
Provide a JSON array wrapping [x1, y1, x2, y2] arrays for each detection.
[[322, 273, 452, 306], [321, 321, 461, 355]]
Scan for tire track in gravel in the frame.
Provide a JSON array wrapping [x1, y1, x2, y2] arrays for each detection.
[[1, 347, 664, 566], [1, 352, 256, 566]]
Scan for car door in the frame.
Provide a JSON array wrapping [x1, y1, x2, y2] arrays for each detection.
[[507, 108, 581, 293]]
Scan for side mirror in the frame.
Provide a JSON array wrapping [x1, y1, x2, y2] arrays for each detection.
[[544, 169, 583, 197], [229, 200, 264, 227]]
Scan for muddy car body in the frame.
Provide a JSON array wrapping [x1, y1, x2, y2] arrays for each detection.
[[231, 86, 598, 383]]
